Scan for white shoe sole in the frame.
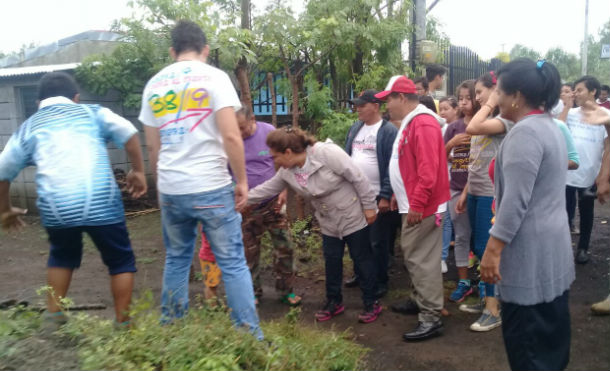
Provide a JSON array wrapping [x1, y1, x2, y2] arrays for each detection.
[[470, 319, 502, 332]]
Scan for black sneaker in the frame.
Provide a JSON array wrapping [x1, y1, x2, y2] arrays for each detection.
[[391, 299, 420, 315]]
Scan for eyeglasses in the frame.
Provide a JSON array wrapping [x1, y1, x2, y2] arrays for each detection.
[[284, 125, 294, 133]]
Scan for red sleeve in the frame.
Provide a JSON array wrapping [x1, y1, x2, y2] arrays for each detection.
[[409, 116, 444, 212]]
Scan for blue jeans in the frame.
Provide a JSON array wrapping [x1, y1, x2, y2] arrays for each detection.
[[442, 211, 454, 262], [467, 194, 495, 298], [159, 185, 262, 339]]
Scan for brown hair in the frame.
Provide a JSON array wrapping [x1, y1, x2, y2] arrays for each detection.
[[456, 79, 480, 118], [266, 126, 317, 154]]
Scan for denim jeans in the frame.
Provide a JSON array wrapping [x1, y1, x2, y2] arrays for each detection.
[[323, 226, 377, 308], [467, 194, 495, 298], [160, 185, 262, 339], [442, 211, 454, 262]]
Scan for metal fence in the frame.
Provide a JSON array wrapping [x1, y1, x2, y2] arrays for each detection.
[[441, 44, 503, 96], [251, 72, 288, 116]]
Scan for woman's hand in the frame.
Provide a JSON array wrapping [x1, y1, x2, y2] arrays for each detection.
[[364, 209, 377, 225], [455, 190, 468, 214], [480, 236, 506, 284]]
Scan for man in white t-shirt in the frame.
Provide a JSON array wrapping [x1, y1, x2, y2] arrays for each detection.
[[343, 89, 398, 298], [375, 76, 450, 341], [138, 20, 261, 339], [565, 75, 610, 264]]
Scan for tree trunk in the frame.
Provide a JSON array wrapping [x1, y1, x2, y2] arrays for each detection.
[[235, 64, 252, 109], [267, 72, 277, 126], [236, 0, 252, 109], [291, 74, 299, 127]]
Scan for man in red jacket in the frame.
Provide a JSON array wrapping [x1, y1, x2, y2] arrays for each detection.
[[375, 76, 450, 341]]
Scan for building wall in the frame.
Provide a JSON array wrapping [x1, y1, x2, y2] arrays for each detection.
[[0, 73, 152, 213]]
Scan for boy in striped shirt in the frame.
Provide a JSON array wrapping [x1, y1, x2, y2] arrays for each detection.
[[0, 72, 146, 327]]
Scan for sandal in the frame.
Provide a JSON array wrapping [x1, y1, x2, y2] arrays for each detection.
[[280, 293, 302, 306]]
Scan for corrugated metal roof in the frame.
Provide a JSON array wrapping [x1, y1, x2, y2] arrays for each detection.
[[0, 63, 80, 78]]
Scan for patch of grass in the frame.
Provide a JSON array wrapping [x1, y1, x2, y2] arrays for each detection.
[[1, 291, 367, 371], [57, 292, 367, 371]]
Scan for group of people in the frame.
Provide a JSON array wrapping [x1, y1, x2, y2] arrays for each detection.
[[1, 20, 609, 371]]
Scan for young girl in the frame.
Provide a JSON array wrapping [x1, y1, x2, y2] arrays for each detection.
[[439, 96, 460, 273], [444, 83, 476, 301], [456, 71, 514, 332], [439, 96, 459, 125], [248, 127, 381, 323]]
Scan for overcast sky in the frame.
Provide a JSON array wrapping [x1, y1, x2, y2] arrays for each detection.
[[1, 0, 608, 61]]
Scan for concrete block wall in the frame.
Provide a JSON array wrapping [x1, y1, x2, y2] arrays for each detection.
[[0, 76, 154, 213]]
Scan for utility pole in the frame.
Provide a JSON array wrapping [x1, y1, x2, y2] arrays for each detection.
[[582, 0, 589, 75], [410, 0, 426, 72]]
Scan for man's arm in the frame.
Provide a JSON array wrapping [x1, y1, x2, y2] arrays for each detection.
[[0, 181, 26, 231], [124, 134, 147, 199], [144, 126, 160, 186], [216, 107, 248, 211]]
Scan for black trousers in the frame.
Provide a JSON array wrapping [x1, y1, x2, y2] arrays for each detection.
[[323, 226, 377, 308], [352, 210, 401, 285], [501, 290, 571, 371], [565, 185, 595, 251]]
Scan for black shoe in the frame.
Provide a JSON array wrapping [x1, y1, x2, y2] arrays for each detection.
[[402, 320, 443, 341], [375, 284, 388, 299], [391, 299, 420, 315], [344, 275, 359, 288], [575, 249, 589, 264]]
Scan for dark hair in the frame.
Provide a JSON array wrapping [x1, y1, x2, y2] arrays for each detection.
[[476, 71, 497, 89], [425, 64, 446, 81], [388, 92, 420, 102], [573, 75, 601, 99], [456, 79, 480, 118], [236, 105, 254, 119], [562, 82, 573, 90], [439, 96, 458, 109], [419, 95, 437, 113], [37, 72, 79, 101], [171, 20, 207, 55], [266, 126, 317, 154], [601, 85, 610, 93], [414, 77, 429, 91], [497, 58, 561, 112]]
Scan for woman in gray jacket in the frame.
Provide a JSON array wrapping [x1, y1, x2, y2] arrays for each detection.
[[248, 126, 381, 323], [480, 59, 575, 371]]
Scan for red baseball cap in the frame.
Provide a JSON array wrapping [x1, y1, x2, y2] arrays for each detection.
[[375, 75, 417, 100]]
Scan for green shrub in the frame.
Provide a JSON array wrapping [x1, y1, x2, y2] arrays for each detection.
[[56, 295, 367, 371]]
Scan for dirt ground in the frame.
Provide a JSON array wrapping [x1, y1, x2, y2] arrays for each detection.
[[1, 203, 608, 371]]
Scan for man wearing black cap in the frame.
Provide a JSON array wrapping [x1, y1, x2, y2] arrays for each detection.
[[343, 90, 398, 298]]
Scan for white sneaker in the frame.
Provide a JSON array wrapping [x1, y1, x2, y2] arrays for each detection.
[[441, 260, 448, 274], [470, 309, 502, 332], [459, 300, 484, 314]]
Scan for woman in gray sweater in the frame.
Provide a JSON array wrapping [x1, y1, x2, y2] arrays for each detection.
[[480, 58, 575, 371]]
